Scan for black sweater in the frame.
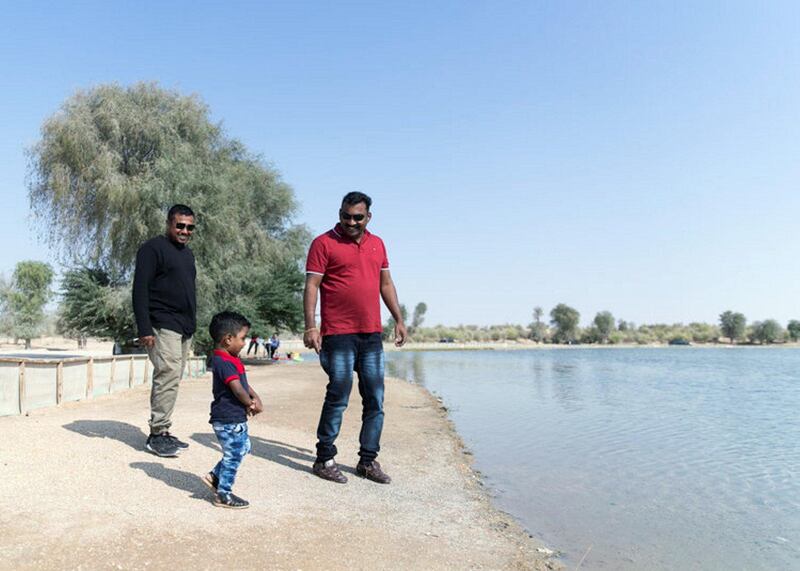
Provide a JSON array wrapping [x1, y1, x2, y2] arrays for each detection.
[[132, 235, 197, 337]]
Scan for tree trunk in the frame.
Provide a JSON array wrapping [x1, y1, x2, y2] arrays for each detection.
[[25, 338, 31, 350]]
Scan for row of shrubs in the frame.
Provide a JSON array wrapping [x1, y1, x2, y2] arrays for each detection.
[[400, 320, 792, 345]]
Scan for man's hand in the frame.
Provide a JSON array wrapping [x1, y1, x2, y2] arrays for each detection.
[[252, 395, 264, 414], [304, 329, 322, 353], [394, 322, 408, 347], [139, 335, 155, 348]]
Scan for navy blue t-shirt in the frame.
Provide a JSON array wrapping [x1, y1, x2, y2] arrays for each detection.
[[209, 350, 250, 424]]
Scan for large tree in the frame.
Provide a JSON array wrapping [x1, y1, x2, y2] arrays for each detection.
[[550, 303, 580, 344], [530, 306, 547, 343], [0, 261, 54, 349], [719, 310, 746, 344], [750, 320, 783, 344], [57, 268, 134, 347], [593, 311, 615, 344], [787, 320, 800, 342], [28, 83, 309, 352], [410, 302, 428, 336]]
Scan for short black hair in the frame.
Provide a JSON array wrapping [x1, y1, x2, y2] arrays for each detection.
[[209, 311, 251, 344], [341, 192, 372, 211], [167, 204, 195, 221]]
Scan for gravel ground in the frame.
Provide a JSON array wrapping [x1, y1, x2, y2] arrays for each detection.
[[0, 361, 559, 571]]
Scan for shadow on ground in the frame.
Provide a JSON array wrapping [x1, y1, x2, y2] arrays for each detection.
[[63, 419, 145, 450], [130, 462, 211, 501], [192, 432, 315, 474]]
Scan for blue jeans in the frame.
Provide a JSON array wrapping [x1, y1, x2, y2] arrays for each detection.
[[316, 333, 385, 463], [211, 422, 251, 495]]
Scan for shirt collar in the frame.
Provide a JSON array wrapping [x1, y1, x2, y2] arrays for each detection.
[[213, 349, 244, 369]]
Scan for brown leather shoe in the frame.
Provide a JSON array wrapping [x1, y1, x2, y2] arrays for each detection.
[[313, 459, 348, 483], [356, 460, 391, 484]]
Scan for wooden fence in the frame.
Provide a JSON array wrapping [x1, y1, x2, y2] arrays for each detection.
[[0, 355, 207, 417]]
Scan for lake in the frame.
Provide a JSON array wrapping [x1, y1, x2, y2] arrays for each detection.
[[385, 347, 800, 570]]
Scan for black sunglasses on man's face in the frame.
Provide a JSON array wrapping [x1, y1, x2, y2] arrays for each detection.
[[340, 212, 366, 222], [175, 223, 196, 231]]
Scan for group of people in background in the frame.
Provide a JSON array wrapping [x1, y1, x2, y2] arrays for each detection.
[[132, 192, 407, 510], [246, 333, 281, 359]]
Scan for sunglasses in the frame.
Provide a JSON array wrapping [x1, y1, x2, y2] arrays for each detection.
[[175, 223, 196, 231], [340, 212, 366, 222]]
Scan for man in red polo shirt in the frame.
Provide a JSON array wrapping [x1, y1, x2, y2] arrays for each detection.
[[304, 192, 407, 484]]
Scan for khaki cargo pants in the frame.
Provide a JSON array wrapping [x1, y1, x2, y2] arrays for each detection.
[[147, 328, 192, 435]]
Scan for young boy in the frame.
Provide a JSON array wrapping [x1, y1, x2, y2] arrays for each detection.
[[203, 311, 264, 509]]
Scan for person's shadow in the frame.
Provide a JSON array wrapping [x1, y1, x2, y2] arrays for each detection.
[[129, 462, 210, 501], [63, 420, 211, 500], [192, 432, 316, 474], [63, 419, 146, 450]]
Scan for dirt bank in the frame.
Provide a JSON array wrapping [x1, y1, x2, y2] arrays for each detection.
[[0, 361, 558, 571]]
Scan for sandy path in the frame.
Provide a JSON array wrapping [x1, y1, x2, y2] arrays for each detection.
[[0, 361, 557, 571]]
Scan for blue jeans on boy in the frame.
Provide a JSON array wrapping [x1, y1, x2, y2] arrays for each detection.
[[316, 333, 385, 463], [211, 422, 251, 494]]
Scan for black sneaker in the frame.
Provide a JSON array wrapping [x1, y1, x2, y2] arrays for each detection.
[[163, 432, 189, 449], [202, 472, 219, 491], [213, 492, 249, 509], [145, 434, 179, 458]]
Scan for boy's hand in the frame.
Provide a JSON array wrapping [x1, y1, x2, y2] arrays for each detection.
[[248, 396, 263, 416]]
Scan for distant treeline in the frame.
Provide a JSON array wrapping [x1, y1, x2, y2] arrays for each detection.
[[385, 304, 800, 345]]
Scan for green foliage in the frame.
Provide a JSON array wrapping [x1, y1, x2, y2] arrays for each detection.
[[750, 320, 783, 344], [593, 311, 615, 343], [192, 257, 306, 350], [687, 322, 719, 343], [608, 330, 625, 344], [787, 320, 800, 342], [719, 310, 746, 343], [30, 83, 309, 354], [409, 323, 530, 343], [580, 326, 601, 344], [57, 268, 135, 343], [0, 261, 54, 348], [529, 306, 547, 342], [550, 303, 580, 344]]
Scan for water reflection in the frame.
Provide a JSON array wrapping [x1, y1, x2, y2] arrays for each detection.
[[387, 352, 428, 385], [550, 362, 584, 410], [412, 352, 426, 385]]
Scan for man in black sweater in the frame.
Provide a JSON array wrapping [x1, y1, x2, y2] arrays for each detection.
[[133, 204, 197, 457]]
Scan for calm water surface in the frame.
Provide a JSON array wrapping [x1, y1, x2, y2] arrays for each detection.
[[385, 348, 800, 571]]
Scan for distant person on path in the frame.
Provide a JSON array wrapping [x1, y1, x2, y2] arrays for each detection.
[[304, 192, 407, 484], [268, 333, 280, 359], [203, 311, 263, 509], [246, 334, 258, 356], [133, 204, 197, 458]]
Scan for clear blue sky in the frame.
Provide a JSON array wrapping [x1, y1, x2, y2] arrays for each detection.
[[1, 1, 798, 327]]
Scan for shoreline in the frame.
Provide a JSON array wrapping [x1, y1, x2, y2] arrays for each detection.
[[0, 361, 559, 570]]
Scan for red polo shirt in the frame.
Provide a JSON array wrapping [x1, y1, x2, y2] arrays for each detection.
[[306, 224, 389, 336]]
